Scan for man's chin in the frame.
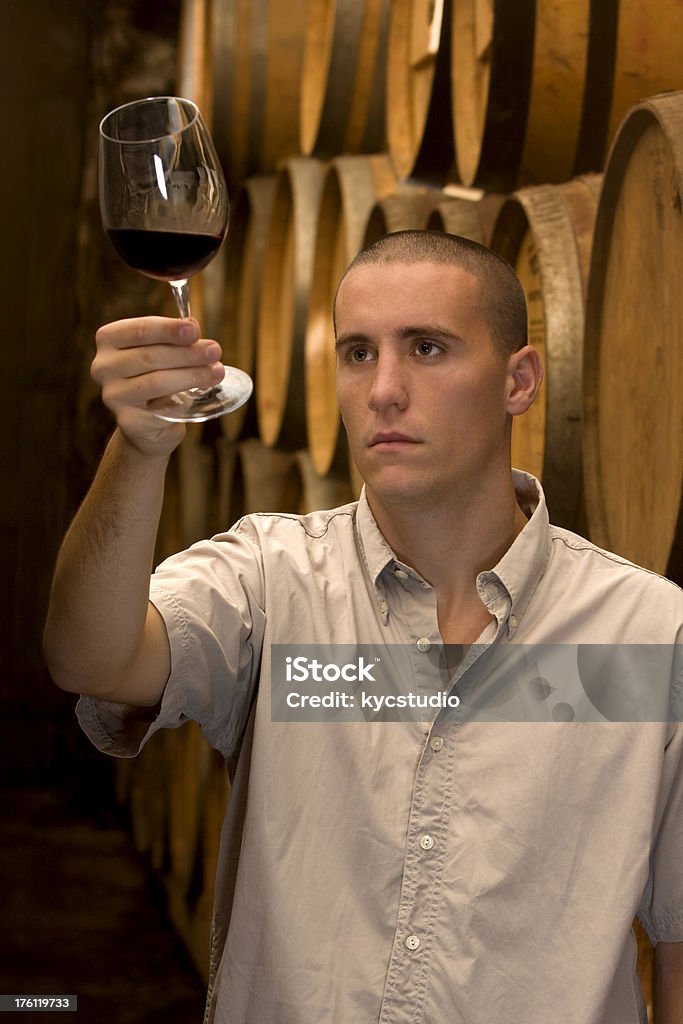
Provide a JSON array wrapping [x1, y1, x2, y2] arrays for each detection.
[[363, 469, 438, 510]]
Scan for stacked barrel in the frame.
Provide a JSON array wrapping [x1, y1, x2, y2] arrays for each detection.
[[123, 0, 683, 1010]]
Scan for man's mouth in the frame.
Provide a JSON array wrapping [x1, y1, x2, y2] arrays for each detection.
[[369, 432, 421, 447]]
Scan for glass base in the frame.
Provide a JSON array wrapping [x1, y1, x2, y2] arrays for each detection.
[[150, 367, 253, 422]]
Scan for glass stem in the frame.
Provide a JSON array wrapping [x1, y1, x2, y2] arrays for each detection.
[[170, 279, 191, 318]]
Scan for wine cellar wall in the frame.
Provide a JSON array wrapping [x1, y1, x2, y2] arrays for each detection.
[[85, 1, 683, 1019]]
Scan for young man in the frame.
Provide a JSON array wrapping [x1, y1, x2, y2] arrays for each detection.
[[44, 232, 683, 1022]]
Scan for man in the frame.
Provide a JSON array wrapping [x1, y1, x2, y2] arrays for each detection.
[[44, 231, 683, 1022]]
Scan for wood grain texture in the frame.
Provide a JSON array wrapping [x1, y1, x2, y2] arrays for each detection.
[[583, 94, 683, 573]]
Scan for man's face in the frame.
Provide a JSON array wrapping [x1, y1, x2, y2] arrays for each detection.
[[334, 260, 515, 512]]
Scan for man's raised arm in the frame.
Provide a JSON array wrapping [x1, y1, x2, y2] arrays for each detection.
[[42, 315, 224, 706]]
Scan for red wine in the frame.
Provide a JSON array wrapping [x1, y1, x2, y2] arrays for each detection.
[[106, 228, 224, 281]]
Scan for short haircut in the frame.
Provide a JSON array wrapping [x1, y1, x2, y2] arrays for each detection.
[[335, 230, 528, 358]]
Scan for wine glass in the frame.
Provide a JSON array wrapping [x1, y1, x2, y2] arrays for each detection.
[[99, 95, 253, 421]]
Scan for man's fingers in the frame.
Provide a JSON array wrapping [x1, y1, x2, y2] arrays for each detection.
[[92, 338, 222, 384], [89, 315, 226, 456], [95, 315, 200, 351], [103, 361, 225, 409]]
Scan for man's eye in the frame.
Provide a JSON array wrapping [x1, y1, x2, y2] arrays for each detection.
[[350, 347, 370, 362], [415, 340, 440, 356]]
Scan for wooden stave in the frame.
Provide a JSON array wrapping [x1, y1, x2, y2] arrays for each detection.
[[491, 176, 601, 530], [305, 154, 396, 477], [256, 157, 328, 451], [362, 183, 444, 245], [300, 0, 390, 158], [427, 190, 506, 246], [165, 723, 213, 903], [583, 93, 683, 575], [177, 0, 214, 118], [386, 0, 455, 183], [451, 0, 536, 191], [126, 733, 169, 874], [210, 0, 307, 186], [517, 0, 592, 186], [237, 437, 303, 514], [176, 423, 216, 548], [295, 449, 355, 513], [220, 175, 278, 443], [607, 1, 683, 148]]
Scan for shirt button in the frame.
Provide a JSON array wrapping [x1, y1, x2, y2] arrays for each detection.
[[430, 736, 444, 752], [419, 834, 435, 850], [405, 934, 421, 951], [509, 614, 518, 629], [394, 568, 409, 580], [416, 637, 431, 652], [379, 600, 388, 615]]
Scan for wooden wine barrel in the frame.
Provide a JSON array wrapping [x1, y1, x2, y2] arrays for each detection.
[[163, 736, 230, 981], [191, 746, 231, 978], [210, 0, 307, 184], [490, 174, 601, 529], [634, 919, 654, 1024], [451, 1, 683, 188], [296, 450, 355, 513], [363, 184, 443, 245], [257, 157, 327, 451], [219, 175, 277, 443], [237, 437, 303, 513], [300, 0, 390, 157], [607, 2, 683, 149], [165, 723, 212, 902], [451, 0, 535, 190], [305, 154, 396, 476], [177, 0, 213, 117], [214, 436, 245, 530], [583, 93, 683, 577], [156, 448, 183, 563], [427, 189, 506, 245], [177, 423, 216, 547], [126, 733, 169, 873], [386, 0, 455, 182], [516, 0, 593, 186]]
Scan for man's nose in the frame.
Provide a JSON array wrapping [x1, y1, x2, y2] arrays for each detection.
[[367, 352, 409, 411]]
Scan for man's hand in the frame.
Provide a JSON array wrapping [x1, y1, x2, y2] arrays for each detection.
[[91, 315, 225, 457]]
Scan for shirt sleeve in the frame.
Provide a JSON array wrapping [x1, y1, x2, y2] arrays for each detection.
[[76, 517, 267, 762], [637, 660, 683, 944]]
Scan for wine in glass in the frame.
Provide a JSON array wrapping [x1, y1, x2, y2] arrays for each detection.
[[99, 95, 252, 421]]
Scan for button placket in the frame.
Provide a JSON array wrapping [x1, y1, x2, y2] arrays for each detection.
[[393, 574, 442, 716], [378, 730, 453, 1023]]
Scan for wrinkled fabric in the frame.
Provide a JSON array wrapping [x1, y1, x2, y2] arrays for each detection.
[[77, 472, 683, 1024]]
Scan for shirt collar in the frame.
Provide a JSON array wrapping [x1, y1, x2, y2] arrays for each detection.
[[355, 488, 397, 585], [355, 471, 552, 630], [476, 470, 552, 631]]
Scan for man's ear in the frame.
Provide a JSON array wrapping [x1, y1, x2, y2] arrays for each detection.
[[505, 345, 544, 416]]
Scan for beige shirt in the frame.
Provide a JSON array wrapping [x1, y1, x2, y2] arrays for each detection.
[[77, 472, 683, 1024]]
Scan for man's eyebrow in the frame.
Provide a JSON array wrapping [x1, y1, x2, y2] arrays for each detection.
[[335, 325, 462, 348], [397, 324, 462, 342], [335, 332, 369, 349]]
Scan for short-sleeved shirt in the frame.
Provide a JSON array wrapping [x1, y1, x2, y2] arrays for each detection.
[[77, 471, 683, 1024]]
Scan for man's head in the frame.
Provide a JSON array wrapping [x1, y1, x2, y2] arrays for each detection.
[[333, 230, 541, 515], [334, 230, 528, 359]]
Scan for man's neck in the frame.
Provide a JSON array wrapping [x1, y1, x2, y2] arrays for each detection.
[[366, 472, 527, 604]]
